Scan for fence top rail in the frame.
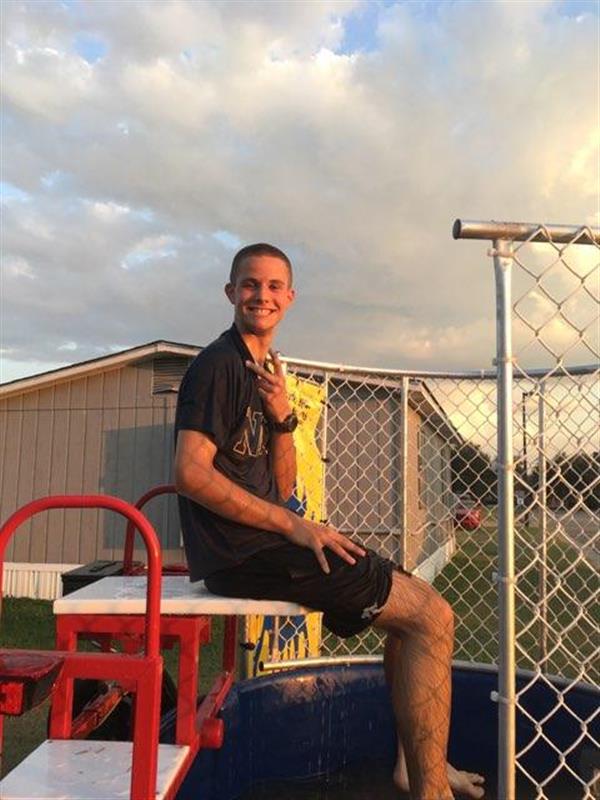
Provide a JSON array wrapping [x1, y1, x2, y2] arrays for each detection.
[[282, 357, 599, 381], [453, 218, 600, 245]]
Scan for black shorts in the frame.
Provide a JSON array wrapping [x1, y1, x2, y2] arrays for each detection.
[[204, 542, 409, 638]]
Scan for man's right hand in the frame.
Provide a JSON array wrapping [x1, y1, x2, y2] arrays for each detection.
[[175, 430, 366, 574], [285, 513, 366, 574]]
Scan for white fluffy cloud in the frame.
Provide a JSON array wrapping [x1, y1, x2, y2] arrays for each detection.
[[1, 0, 597, 381]]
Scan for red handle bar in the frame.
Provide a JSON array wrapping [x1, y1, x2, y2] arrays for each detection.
[[0, 495, 163, 658], [123, 484, 177, 575]]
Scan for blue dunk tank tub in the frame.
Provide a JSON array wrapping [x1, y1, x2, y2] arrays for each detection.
[[173, 661, 598, 800]]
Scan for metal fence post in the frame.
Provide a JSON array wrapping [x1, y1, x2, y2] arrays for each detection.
[[521, 390, 534, 527], [399, 376, 409, 570], [537, 382, 548, 668], [321, 372, 330, 524], [493, 238, 516, 800]]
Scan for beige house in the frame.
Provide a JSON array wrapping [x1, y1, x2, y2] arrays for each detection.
[[324, 375, 459, 573], [0, 342, 460, 598]]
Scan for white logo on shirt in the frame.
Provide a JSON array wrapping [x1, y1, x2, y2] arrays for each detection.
[[233, 407, 268, 458], [361, 602, 385, 621]]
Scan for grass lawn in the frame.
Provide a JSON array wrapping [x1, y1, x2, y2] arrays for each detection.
[[0, 597, 224, 777], [435, 518, 598, 685], [322, 515, 598, 684], [1, 599, 57, 778]]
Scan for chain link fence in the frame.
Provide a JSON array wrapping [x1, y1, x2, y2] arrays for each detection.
[[266, 359, 597, 674], [506, 226, 598, 800], [250, 220, 598, 799], [278, 364, 500, 662]]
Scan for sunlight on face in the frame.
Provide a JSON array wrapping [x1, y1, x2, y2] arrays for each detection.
[[226, 255, 295, 336]]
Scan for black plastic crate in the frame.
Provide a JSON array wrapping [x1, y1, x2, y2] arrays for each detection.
[[61, 560, 126, 596]]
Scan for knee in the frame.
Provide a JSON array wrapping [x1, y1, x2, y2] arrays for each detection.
[[420, 587, 454, 639], [374, 572, 454, 641]]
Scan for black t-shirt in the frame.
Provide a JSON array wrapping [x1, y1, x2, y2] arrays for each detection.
[[175, 324, 283, 580]]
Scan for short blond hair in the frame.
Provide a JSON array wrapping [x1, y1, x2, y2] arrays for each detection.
[[230, 243, 293, 286]]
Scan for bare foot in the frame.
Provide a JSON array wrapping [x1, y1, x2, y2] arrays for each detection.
[[446, 763, 485, 798], [394, 759, 485, 798]]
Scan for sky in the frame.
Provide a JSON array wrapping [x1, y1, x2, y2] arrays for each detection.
[[1, 0, 598, 384]]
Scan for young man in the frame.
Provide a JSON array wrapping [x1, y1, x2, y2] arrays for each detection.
[[174, 243, 484, 800]]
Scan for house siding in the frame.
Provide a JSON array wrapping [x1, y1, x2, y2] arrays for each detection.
[[1, 350, 456, 590], [406, 416, 454, 571], [325, 381, 453, 570], [1, 361, 183, 566]]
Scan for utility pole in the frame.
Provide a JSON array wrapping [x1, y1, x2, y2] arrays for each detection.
[[521, 390, 534, 527]]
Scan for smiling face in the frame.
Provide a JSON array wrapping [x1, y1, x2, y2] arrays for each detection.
[[225, 254, 295, 337]]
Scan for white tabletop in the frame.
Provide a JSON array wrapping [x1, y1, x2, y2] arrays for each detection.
[[54, 575, 311, 616], [0, 739, 189, 800]]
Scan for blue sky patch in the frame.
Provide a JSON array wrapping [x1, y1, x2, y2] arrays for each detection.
[[339, 1, 384, 54], [337, 0, 598, 49], [213, 230, 242, 250], [73, 32, 108, 63], [557, 0, 599, 17], [40, 170, 69, 189], [121, 237, 179, 270], [132, 207, 155, 222], [1, 182, 30, 203]]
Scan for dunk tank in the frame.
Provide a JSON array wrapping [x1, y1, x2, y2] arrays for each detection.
[[0, 219, 598, 800]]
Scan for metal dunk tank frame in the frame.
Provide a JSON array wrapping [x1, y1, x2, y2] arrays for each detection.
[[122, 483, 321, 678], [0, 495, 248, 800], [0, 495, 164, 800]]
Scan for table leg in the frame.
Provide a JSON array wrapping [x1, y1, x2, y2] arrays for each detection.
[[223, 616, 237, 674], [176, 619, 201, 745], [50, 617, 77, 737]]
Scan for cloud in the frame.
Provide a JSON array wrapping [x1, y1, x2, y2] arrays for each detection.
[[1, 0, 598, 383]]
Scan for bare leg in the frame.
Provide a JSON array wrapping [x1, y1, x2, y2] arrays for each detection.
[[373, 571, 454, 800], [383, 636, 485, 799]]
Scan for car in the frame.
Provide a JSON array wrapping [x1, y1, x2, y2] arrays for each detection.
[[453, 493, 482, 531]]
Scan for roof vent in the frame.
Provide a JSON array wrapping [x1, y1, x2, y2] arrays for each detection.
[[152, 356, 192, 394]]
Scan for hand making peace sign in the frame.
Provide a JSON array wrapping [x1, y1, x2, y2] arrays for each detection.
[[245, 350, 293, 424]]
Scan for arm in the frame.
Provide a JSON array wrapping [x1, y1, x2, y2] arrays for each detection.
[[270, 429, 297, 502], [246, 350, 296, 501], [174, 429, 365, 573], [175, 429, 293, 535]]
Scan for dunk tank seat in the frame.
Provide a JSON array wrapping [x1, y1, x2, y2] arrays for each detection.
[[52, 574, 312, 750], [0, 494, 312, 800]]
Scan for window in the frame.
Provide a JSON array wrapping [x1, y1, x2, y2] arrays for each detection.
[[152, 356, 193, 394]]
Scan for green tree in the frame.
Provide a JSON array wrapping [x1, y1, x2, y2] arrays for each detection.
[[534, 451, 600, 510], [451, 442, 497, 504]]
